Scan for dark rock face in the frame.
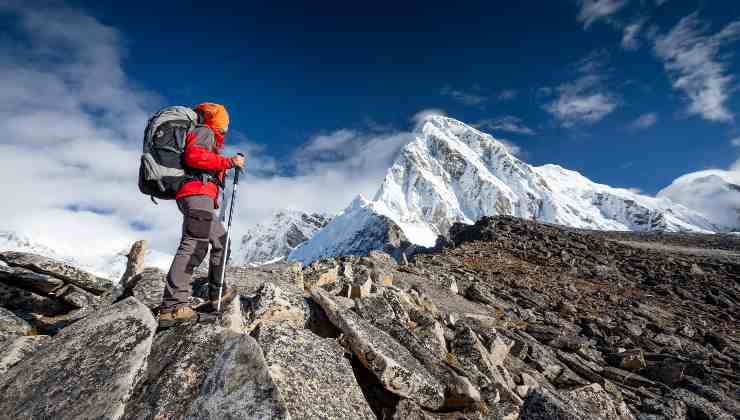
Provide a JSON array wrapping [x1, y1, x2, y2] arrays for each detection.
[[0, 298, 157, 420]]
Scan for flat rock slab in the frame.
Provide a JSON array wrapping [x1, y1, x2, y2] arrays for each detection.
[[0, 306, 32, 338], [311, 288, 445, 410], [257, 322, 376, 419], [0, 297, 156, 420], [0, 251, 112, 294], [185, 334, 291, 420], [0, 335, 50, 374], [123, 323, 225, 420]]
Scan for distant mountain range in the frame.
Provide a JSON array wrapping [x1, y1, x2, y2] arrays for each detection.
[[289, 116, 720, 264], [4, 116, 737, 276]]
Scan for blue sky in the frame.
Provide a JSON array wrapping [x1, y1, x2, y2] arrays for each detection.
[[1, 0, 739, 265], [65, 0, 740, 193]]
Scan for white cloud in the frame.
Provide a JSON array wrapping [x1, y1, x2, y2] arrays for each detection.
[[544, 75, 618, 127], [622, 18, 646, 50], [0, 3, 181, 274], [630, 112, 658, 129], [440, 85, 486, 106], [654, 13, 740, 122], [475, 116, 535, 135], [576, 0, 629, 29], [731, 137, 740, 147], [411, 109, 447, 129], [0, 2, 431, 276]]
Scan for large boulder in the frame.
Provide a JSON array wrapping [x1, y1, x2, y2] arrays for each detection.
[[311, 287, 446, 410], [0, 251, 112, 294], [185, 333, 291, 419], [122, 323, 227, 419], [0, 297, 157, 420], [255, 322, 376, 419]]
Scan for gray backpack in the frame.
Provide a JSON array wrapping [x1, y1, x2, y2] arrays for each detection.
[[138, 106, 199, 202]]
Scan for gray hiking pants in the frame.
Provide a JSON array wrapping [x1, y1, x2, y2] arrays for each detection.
[[161, 195, 228, 311]]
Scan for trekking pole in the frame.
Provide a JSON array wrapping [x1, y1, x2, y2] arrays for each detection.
[[216, 153, 244, 314]]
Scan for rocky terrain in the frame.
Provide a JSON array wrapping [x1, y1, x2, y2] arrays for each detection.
[[1, 216, 739, 419]]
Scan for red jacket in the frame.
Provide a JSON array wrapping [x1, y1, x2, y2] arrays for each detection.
[[176, 125, 233, 206]]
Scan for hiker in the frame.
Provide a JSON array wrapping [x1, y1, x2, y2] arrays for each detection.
[[158, 102, 245, 327]]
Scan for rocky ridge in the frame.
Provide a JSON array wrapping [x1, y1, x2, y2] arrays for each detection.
[[0, 216, 738, 419]]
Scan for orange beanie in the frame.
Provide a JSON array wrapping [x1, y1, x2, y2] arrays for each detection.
[[195, 102, 230, 131]]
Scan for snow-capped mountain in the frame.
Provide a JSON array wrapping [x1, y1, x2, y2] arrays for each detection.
[[289, 116, 716, 264], [287, 197, 412, 264], [0, 231, 171, 282], [657, 169, 740, 232], [233, 210, 332, 266]]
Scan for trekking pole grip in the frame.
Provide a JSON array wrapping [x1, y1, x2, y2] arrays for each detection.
[[233, 153, 244, 183]]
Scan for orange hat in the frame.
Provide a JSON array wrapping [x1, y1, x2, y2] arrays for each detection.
[[195, 102, 230, 131]]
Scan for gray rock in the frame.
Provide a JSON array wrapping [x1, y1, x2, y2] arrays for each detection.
[[0, 297, 156, 420], [244, 282, 307, 332], [56, 284, 100, 309], [120, 267, 166, 311], [0, 307, 32, 338], [670, 388, 734, 420], [311, 287, 446, 410], [0, 281, 72, 316], [0, 335, 50, 374], [185, 334, 291, 420], [638, 398, 688, 420], [520, 384, 635, 420], [0, 251, 112, 294], [255, 322, 376, 419], [354, 287, 481, 409], [452, 326, 520, 404], [122, 322, 226, 420], [0, 264, 64, 294]]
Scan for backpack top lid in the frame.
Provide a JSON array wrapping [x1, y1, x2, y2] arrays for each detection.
[[144, 106, 199, 148]]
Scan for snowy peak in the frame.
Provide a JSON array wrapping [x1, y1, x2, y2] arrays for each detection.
[[235, 210, 331, 266], [288, 195, 412, 264], [291, 115, 717, 264], [657, 169, 740, 232]]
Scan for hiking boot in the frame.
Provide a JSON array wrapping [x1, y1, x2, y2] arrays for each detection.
[[208, 287, 237, 310], [158, 306, 198, 328]]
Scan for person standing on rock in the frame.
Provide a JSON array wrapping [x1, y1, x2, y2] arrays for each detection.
[[158, 102, 245, 327]]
